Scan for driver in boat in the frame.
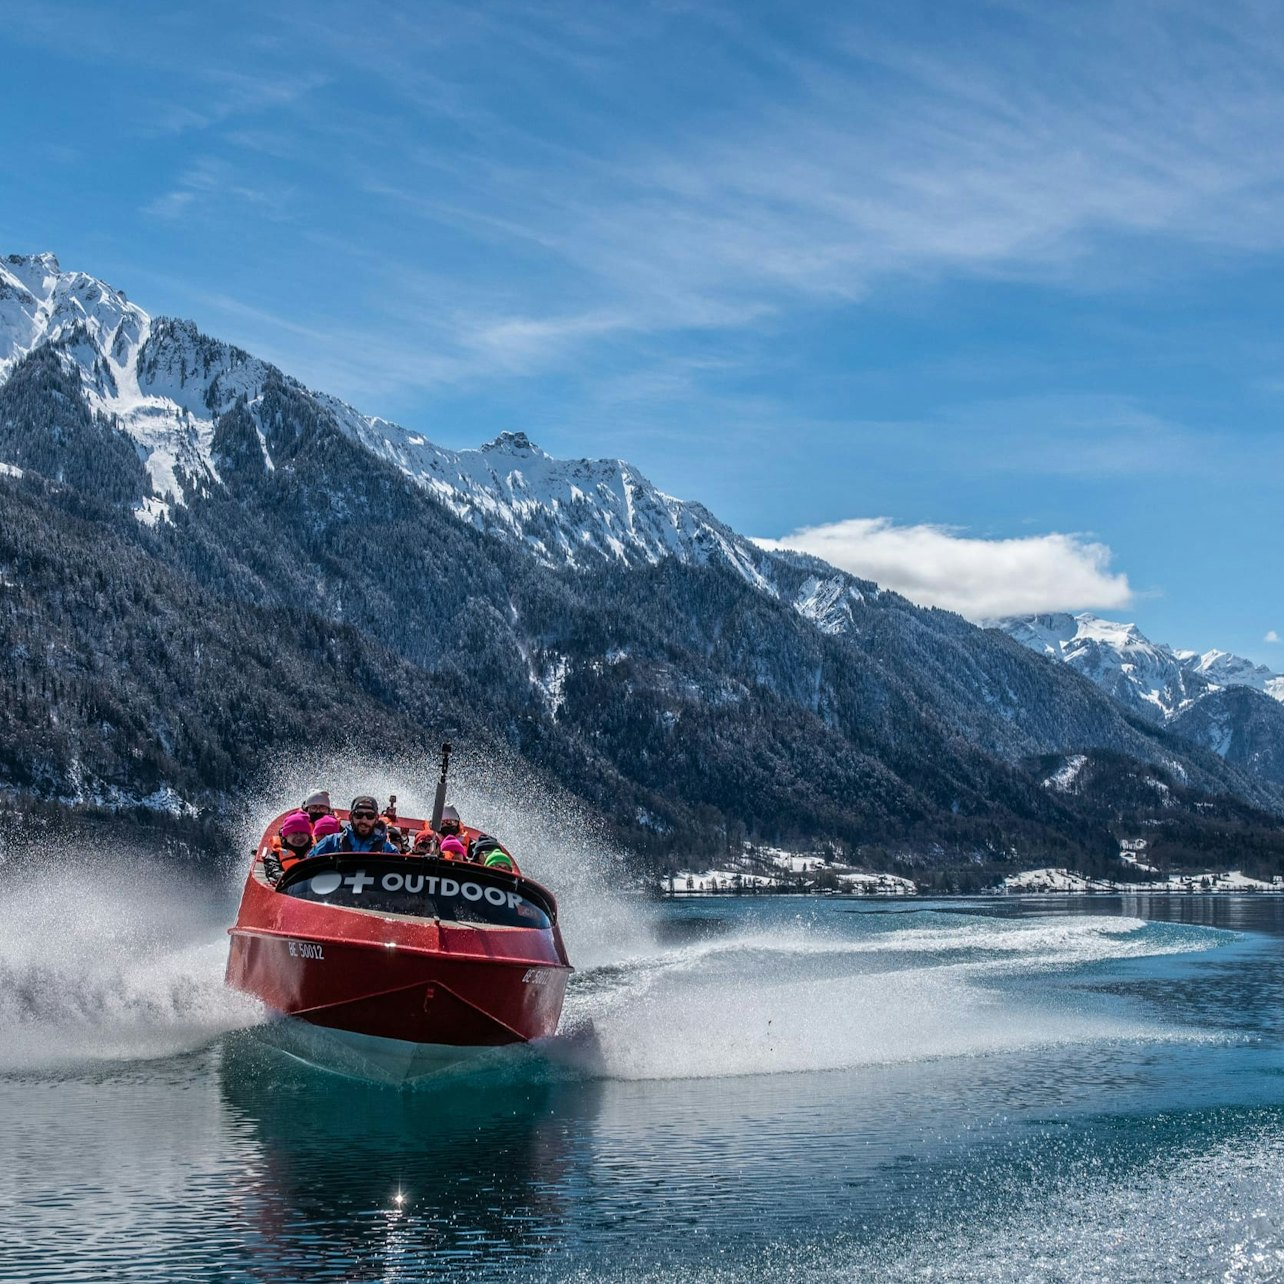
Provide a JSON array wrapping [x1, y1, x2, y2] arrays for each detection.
[[310, 795, 400, 856]]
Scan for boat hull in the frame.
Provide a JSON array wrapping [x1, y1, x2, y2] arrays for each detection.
[[226, 928, 569, 1047]]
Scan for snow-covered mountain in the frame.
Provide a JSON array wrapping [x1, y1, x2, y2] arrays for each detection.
[[1180, 649, 1284, 702], [341, 423, 875, 632], [316, 417, 875, 631], [999, 612, 1210, 720], [0, 253, 741, 558], [1000, 614, 1284, 791], [1170, 686, 1284, 785], [6, 252, 1275, 744], [1000, 612, 1284, 720], [0, 252, 872, 634], [0, 253, 279, 524]]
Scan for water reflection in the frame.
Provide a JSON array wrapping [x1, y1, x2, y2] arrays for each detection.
[[988, 892, 1284, 934], [216, 1035, 587, 1279]]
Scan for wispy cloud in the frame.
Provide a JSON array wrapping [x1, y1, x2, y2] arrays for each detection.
[[459, 309, 637, 372], [244, 0, 1284, 386], [917, 394, 1209, 479], [187, 291, 474, 402], [758, 518, 1133, 620], [143, 158, 294, 222], [141, 70, 327, 137], [25, 0, 1284, 400]]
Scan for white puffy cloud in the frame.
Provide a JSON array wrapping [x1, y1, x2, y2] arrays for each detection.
[[1266, 630, 1280, 644], [758, 518, 1133, 621]]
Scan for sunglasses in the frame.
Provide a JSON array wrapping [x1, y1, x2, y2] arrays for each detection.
[[351, 810, 378, 821]]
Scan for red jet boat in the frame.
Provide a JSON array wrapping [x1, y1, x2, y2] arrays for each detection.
[[225, 779, 572, 1082]]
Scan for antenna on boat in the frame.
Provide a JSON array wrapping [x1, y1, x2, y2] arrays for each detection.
[[431, 742, 452, 831]]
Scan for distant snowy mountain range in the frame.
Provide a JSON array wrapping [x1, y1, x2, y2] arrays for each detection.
[[999, 613, 1284, 721], [0, 251, 862, 631], [999, 613, 1284, 787]]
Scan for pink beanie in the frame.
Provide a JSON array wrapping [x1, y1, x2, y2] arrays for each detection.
[[280, 810, 313, 839], [440, 836, 467, 859], [313, 814, 343, 839]]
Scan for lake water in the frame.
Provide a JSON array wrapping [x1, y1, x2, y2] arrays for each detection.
[[6, 878, 1284, 1282]]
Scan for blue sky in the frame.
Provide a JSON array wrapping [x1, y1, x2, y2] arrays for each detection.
[[2, 0, 1283, 658]]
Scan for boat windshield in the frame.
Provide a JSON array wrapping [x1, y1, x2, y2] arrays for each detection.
[[277, 856, 555, 930]]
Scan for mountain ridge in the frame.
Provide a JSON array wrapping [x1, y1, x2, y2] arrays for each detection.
[[3, 251, 1283, 883], [2, 252, 869, 632]]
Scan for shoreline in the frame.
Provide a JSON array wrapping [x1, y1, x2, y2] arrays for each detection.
[[659, 887, 1284, 899]]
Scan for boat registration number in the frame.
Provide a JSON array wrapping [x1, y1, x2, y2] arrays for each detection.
[[287, 940, 325, 960]]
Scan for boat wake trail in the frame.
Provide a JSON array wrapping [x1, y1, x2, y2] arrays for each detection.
[[0, 854, 263, 1073], [554, 909, 1229, 1082]]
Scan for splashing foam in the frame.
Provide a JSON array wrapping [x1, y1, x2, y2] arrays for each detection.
[[557, 912, 1224, 1081], [0, 850, 263, 1072], [248, 743, 656, 968], [0, 744, 1227, 1085]]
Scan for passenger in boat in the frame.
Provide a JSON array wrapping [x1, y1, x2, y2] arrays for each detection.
[[276, 810, 315, 872], [302, 790, 332, 823], [379, 795, 408, 851], [469, 834, 520, 874], [310, 795, 400, 856], [437, 805, 463, 839], [313, 813, 343, 843], [428, 807, 466, 858], [412, 827, 439, 856], [439, 835, 468, 861]]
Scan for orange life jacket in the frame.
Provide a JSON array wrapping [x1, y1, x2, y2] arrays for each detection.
[[273, 833, 312, 871]]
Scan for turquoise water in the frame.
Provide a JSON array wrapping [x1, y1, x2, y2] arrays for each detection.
[[5, 883, 1284, 1282]]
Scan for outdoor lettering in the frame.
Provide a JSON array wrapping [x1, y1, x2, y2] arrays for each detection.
[[297, 863, 550, 929]]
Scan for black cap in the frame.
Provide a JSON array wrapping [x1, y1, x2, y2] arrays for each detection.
[[350, 795, 378, 813]]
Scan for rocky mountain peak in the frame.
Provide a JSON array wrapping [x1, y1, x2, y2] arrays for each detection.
[[4, 251, 61, 281], [5, 252, 1284, 859], [481, 430, 542, 455]]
